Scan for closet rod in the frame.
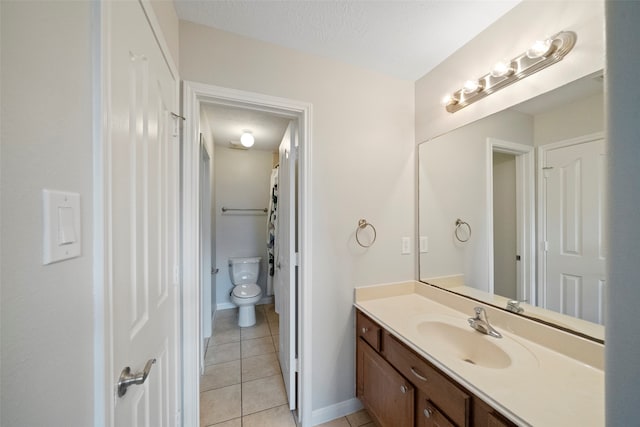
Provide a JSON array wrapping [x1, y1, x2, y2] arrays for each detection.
[[221, 207, 268, 213]]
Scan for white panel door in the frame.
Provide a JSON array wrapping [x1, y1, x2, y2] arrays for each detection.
[[276, 121, 297, 409], [543, 138, 606, 324], [109, 1, 180, 425]]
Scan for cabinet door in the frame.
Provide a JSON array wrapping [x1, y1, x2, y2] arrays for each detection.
[[359, 339, 414, 427]]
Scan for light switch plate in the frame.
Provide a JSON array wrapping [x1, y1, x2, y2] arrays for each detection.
[[43, 189, 81, 264]]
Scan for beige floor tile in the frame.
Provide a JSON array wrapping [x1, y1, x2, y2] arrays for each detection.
[[316, 417, 351, 427], [205, 341, 240, 366], [242, 352, 281, 382], [207, 418, 241, 427], [241, 336, 275, 358], [241, 374, 287, 415], [216, 308, 238, 320], [268, 318, 280, 336], [359, 423, 375, 427], [240, 321, 271, 340], [272, 334, 280, 352], [346, 409, 372, 426], [210, 327, 241, 346], [265, 306, 278, 323], [214, 316, 240, 332], [200, 384, 241, 426], [200, 360, 241, 392], [242, 404, 296, 427]]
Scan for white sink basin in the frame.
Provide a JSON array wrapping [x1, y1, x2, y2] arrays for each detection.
[[410, 315, 538, 371], [417, 320, 512, 369]]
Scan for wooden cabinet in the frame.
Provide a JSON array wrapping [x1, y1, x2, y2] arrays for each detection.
[[359, 337, 414, 427], [356, 310, 516, 427]]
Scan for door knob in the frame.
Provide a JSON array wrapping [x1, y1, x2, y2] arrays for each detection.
[[118, 358, 156, 397]]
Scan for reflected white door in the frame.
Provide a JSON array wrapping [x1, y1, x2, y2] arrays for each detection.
[[542, 137, 606, 324], [276, 121, 297, 409], [109, 1, 180, 424]]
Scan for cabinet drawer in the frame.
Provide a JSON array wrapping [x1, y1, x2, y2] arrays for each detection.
[[357, 310, 381, 351], [418, 396, 456, 427], [383, 332, 470, 427]]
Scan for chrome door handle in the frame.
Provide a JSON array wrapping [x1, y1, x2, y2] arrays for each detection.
[[118, 358, 156, 397]]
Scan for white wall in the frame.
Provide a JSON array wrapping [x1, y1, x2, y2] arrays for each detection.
[[0, 2, 94, 425], [214, 147, 274, 307], [605, 1, 640, 423], [418, 110, 532, 291], [416, 0, 604, 143], [534, 92, 604, 146], [179, 22, 415, 412]]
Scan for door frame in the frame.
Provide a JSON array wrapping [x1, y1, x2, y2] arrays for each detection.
[[182, 81, 314, 427], [536, 132, 605, 308], [486, 138, 535, 303], [93, 1, 181, 426], [200, 137, 213, 372]]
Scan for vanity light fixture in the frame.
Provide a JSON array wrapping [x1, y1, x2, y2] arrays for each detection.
[[443, 31, 577, 113], [240, 130, 255, 148]]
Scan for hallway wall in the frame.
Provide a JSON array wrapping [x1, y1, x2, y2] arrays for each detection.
[[0, 2, 94, 425], [179, 22, 415, 415]]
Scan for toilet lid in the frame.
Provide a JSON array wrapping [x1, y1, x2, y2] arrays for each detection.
[[232, 283, 261, 298]]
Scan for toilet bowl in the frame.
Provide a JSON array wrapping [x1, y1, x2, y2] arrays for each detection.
[[229, 257, 263, 327]]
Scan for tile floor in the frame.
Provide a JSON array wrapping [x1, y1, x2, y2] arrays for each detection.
[[200, 303, 373, 427]]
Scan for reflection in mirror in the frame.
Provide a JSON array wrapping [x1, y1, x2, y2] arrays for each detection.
[[418, 72, 605, 342]]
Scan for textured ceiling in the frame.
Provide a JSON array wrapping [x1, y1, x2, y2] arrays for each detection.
[[174, 0, 522, 81]]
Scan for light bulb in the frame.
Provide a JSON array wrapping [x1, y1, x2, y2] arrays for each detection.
[[462, 80, 482, 94], [240, 131, 254, 148], [490, 60, 514, 77], [526, 39, 553, 59], [441, 94, 458, 106]]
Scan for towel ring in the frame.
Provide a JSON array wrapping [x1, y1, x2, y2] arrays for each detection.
[[356, 219, 377, 248], [455, 219, 471, 242]]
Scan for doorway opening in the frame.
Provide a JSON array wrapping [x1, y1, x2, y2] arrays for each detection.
[[486, 138, 535, 304], [181, 82, 313, 427]]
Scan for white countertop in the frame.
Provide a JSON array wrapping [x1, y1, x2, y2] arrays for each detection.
[[355, 282, 604, 426]]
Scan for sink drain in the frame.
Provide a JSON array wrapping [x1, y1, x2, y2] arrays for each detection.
[[463, 358, 476, 365]]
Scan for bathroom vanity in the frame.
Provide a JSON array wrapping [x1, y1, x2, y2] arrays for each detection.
[[354, 281, 604, 426]]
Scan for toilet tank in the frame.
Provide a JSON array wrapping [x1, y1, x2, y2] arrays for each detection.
[[229, 257, 261, 285]]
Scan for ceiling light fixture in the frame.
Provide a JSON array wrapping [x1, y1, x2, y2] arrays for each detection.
[[443, 31, 577, 113], [240, 131, 255, 148]]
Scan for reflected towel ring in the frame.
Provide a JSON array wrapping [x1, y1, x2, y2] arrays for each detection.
[[455, 219, 472, 242], [356, 219, 377, 248]]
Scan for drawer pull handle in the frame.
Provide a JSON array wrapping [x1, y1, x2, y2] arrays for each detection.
[[361, 327, 368, 334], [411, 367, 428, 382], [400, 385, 408, 394], [424, 407, 433, 418]]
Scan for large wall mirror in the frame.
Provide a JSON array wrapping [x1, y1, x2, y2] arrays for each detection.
[[418, 71, 605, 342]]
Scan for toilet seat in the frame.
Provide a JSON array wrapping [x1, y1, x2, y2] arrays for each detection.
[[232, 283, 261, 299]]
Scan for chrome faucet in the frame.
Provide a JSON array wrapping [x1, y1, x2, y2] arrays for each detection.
[[506, 299, 525, 314], [468, 307, 502, 338]]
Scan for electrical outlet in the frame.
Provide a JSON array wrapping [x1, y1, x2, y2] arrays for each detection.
[[420, 236, 428, 253], [401, 237, 411, 255]]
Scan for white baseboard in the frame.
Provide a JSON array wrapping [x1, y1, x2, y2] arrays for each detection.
[[311, 398, 363, 426], [258, 296, 274, 305], [216, 302, 236, 311], [216, 296, 273, 312]]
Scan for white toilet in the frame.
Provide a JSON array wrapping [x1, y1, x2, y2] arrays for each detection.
[[229, 257, 263, 327]]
